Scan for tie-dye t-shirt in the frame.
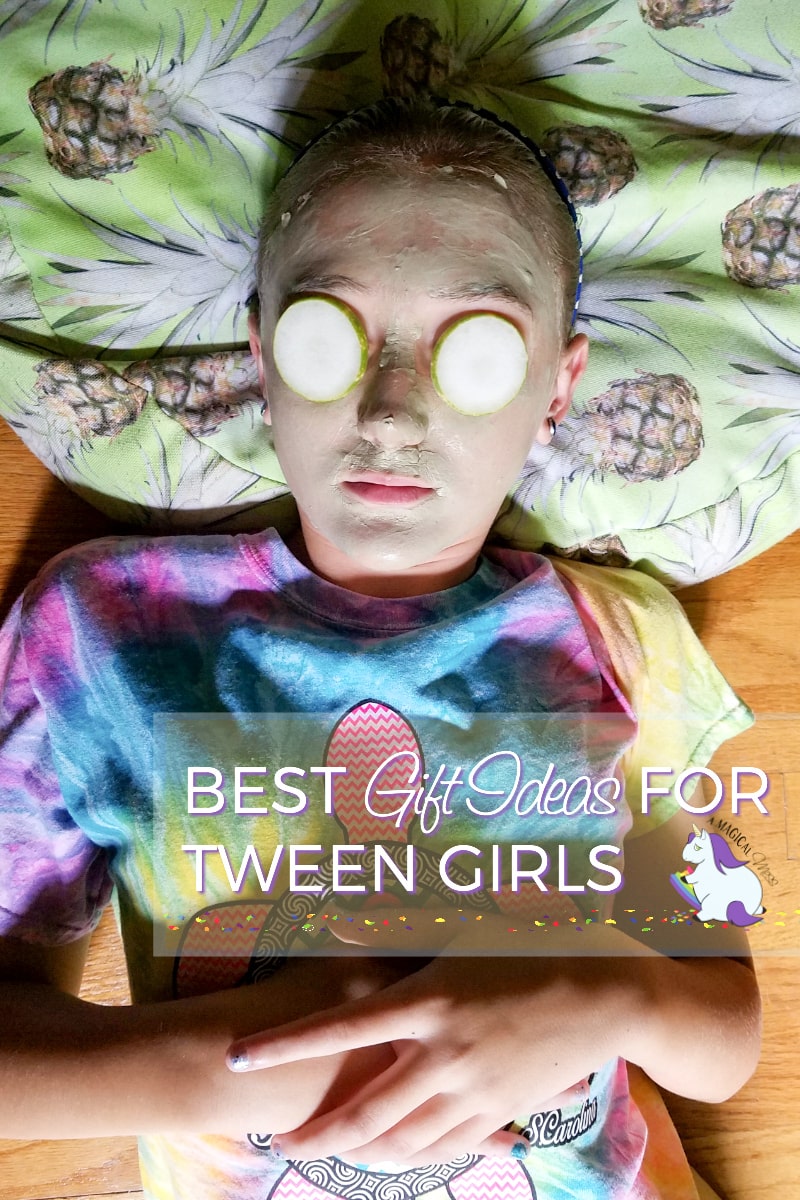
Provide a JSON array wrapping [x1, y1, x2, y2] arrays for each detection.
[[0, 529, 752, 1200]]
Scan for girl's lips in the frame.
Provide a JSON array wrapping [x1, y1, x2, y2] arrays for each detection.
[[341, 479, 435, 505]]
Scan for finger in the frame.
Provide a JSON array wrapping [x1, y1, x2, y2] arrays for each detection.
[[365, 1083, 584, 1167], [475, 1128, 533, 1163], [273, 1041, 446, 1161], [295, 1082, 534, 1169], [227, 984, 434, 1072], [362, 1115, 532, 1168]]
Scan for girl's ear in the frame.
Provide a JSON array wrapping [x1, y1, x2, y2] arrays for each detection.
[[248, 310, 271, 426], [535, 333, 589, 445]]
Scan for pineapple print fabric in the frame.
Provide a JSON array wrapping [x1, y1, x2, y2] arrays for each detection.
[[0, 0, 798, 582]]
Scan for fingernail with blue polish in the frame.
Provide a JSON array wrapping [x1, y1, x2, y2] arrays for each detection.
[[228, 1049, 249, 1072], [511, 1140, 530, 1160], [269, 1140, 285, 1160]]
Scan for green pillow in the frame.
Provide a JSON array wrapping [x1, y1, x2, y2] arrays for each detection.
[[1, 0, 797, 583]]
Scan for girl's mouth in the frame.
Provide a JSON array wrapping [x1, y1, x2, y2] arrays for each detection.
[[341, 473, 436, 505]]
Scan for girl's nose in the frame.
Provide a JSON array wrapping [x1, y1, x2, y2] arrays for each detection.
[[357, 363, 429, 448]]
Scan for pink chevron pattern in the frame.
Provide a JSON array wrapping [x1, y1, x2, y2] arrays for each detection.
[[174, 901, 271, 996], [326, 701, 422, 845], [324, 702, 587, 928], [447, 1155, 536, 1200], [267, 1171, 341, 1199]]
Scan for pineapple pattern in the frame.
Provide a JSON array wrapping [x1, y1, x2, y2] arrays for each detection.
[[557, 371, 704, 484], [126, 351, 262, 436], [32, 358, 146, 439], [41, 201, 260, 349], [0, 226, 39, 322], [28, 0, 365, 180], [722, 184, 800, 290], [380, 14, 453, 99], [719, 307, 800, 476], [378, 0, 626, 107], [635, 28, 800, 178], [0, 0, 798, 585], [0, 129, 28, 202], [636, 0, 736, 31], [508, 368, 704, 522], [540, 123, 637, 207], [541, 534, 631, 568], [29, 60, 160, 179]]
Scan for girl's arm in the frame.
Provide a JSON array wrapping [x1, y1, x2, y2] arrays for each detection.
[[0, 934, 410, 1139], [0, 934, 528, 1158], [621, 942, 760, 1101], [611, 803, 761, 1102]]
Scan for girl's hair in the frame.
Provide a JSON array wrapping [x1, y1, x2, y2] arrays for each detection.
[[257, 95, 582, 342]]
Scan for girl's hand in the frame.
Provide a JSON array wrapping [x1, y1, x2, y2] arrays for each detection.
[[228, 907, 631, 1167]]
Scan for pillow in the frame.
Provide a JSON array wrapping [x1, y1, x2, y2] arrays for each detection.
[[0, 0, 797, 583]]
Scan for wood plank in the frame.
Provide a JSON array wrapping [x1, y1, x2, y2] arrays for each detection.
[[0, 1134, 141, 1200], [668, 532, 800, 1197], [0, 422, 123, 623]]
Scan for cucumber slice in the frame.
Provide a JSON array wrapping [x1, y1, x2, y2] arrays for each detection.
[[272, 296, 368, 403], [431, 313, 528, 415]]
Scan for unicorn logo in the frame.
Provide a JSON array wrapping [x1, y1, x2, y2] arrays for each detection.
[[673, 824, 764, 926]]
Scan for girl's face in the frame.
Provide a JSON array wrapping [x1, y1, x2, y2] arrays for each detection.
[[250, 173, 588, 581]]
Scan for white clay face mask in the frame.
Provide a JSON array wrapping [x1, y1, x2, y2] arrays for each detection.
[[272, 297, 529, 415]]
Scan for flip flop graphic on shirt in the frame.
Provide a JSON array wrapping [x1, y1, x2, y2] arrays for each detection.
[[171, 701, 613, 1195], [323, 700, 585, 927], [323, 698, 423, 846]]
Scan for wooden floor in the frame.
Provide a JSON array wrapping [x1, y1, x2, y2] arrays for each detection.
[[0, 418, 799, 1199]]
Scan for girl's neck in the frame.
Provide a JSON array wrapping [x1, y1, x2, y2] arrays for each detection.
[[286, 521, 484, 599]]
